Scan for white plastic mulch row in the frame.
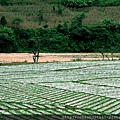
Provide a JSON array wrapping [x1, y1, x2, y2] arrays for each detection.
[[0, 61, 120, 116]]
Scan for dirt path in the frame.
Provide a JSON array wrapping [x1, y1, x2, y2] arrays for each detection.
[[0, 53, 119, 63]]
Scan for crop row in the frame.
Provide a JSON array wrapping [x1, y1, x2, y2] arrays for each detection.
[[0, 61, 119, 81], [0, 81, 120, 114], [0, 61, 120, 118]]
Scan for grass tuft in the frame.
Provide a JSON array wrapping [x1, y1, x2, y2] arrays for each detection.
[[71, 58, 82, 62]]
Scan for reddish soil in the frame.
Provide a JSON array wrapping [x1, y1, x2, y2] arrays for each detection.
[[0, 53, 119, 63]]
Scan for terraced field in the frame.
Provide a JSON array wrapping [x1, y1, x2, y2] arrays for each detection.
[[0, 61, 120, 120]]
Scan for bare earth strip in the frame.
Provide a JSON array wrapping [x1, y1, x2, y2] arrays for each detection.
[[0, 53, 119, 63]]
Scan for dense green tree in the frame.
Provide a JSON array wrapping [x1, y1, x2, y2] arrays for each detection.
[[56, 22, 69, 35], [13, 28, 35, 52], [102, 18, 117, 31], [70, 13, 85, 29], [0, 27, 17, 52], [0, 16, 7, 27], [93, 0, 100, 6], [0, 0, 9, 6], [70, 13, 85, 40]]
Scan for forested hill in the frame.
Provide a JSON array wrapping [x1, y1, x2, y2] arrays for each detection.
[[0, 0, 120, 28], [0, 0, 120, 53]]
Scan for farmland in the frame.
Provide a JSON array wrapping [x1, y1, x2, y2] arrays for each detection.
[[0, 61, 120, 119]]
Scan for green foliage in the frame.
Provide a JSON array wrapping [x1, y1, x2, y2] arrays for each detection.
[[89, 24, 120, 52], [37, 28, 72, 52], [0, 27, 17, 52], [0, 0, 9, 6], [72, 57, 81, 61], [1, 0, 119, 7], [0, 15, 120, 53], [70, 13, 85, 29], [62, 0, 88, 8], [37, 9, 44, 25], [56, 22, 69, 35], [0, 0, 47, 6], [1, 0, 119, 6], [61, 0, 120, 8], [11, 17, 24, 28], [57, 2, 63, 15], [93, 0, 100, 6], [102, 18, 117, 31], [0, 16, 7, 27], [43, 24, 49, 28], [70, 13, 86, 40], [13, 28, 35, 52], [96, 0, 120, 6]]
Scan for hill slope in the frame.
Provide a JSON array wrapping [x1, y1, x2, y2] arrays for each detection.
[[0, 0, 120, 28]]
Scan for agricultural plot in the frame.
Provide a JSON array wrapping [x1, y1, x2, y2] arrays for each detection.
[[0, 61, 120, 120]]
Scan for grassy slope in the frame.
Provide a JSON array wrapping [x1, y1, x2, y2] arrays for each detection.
[[0, 0, 120, 28]]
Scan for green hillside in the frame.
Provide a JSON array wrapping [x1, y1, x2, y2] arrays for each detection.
[[0, 0, 120, 28]]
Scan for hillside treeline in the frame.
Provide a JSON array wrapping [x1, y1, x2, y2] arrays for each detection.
[[0, 14, 120, 53], [1, 0, 120, 6]]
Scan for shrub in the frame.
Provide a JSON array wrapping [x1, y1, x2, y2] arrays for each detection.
[[0, 16, 7, 27]]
